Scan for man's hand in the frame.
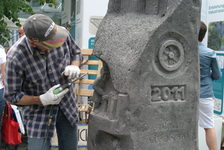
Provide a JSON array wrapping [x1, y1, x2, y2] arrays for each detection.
[[40, 84, 69, 106], [64, 65, 80, 79]]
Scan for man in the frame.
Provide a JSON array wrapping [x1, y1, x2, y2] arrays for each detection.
[[198, 21, 222, 150], [4, 14, 82, 150], [0, 44, 6, 146], [18, 26, 24, 38]]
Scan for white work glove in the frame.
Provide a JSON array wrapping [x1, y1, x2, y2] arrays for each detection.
[[40, 84, 69, 106], [64, 65, 80, 79]]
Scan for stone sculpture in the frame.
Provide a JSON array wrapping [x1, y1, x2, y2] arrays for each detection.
[[88, 0, 201, 150]]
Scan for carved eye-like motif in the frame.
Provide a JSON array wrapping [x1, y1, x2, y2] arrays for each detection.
[[158, 40, 184, 72]]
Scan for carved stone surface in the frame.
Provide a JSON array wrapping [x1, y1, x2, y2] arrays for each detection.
[[88, 0, 201, 150]]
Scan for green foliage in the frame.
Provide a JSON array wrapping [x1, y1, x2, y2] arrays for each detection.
[[0, 0, 57, 46], [38, 0, 58, 6], [0, 0, 32, 45], [208, 21, 224, 51]]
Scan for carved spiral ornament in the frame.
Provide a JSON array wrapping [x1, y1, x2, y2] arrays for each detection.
[[158, 40, 184, 71]]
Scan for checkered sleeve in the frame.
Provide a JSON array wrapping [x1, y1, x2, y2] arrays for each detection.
[[68, 34, 83, 62], [4, 58, 25, 104]]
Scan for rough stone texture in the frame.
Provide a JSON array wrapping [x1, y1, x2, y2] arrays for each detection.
[[88, 0, 201, 150]]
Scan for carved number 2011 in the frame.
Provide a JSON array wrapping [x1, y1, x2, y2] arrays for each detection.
[[151, 86, 185, 102]]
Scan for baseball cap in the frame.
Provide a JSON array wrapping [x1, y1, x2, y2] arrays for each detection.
[[23, 14, 68, 48]]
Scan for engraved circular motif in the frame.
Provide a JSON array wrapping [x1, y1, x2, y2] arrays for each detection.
[[158, 40, 184, 71]]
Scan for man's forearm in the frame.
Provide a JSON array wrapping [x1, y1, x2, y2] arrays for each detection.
[[16, 95, 42, 105], [1, 63, 5, 81]]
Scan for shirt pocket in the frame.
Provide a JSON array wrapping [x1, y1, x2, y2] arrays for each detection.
[[24, 66, 47, 87]]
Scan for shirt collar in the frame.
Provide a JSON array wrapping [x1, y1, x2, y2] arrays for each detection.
[[25, 37, 35, 55]]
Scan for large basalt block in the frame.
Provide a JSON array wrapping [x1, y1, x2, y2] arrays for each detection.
[[88, 0, 201, 150]]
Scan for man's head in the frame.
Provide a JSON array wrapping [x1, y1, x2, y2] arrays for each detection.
[[23, 14, 68, 50], [198, 21, 207, 42], [18, 26, 24, 38]]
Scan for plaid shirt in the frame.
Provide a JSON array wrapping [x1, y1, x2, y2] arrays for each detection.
[[4, 34, 82, 138]]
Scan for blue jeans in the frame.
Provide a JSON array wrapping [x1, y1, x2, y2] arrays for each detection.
[[28, 109, 77, 150], [0, 88, 6, 146]]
